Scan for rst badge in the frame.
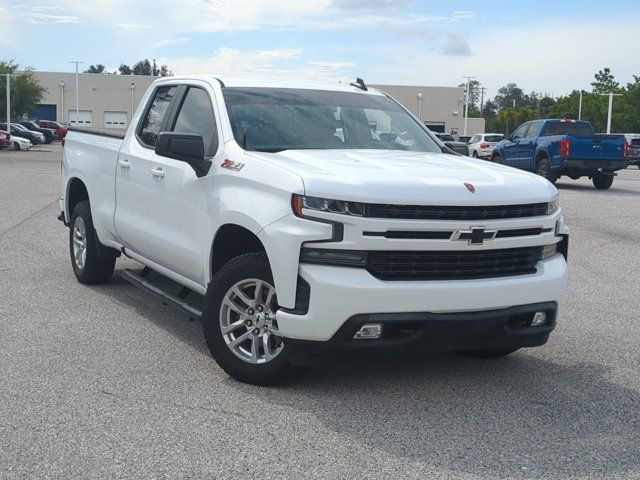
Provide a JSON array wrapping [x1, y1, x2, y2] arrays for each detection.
[[220, 159, 245, 172]]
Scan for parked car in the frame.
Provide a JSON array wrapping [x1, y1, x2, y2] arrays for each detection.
[[11, 135, 32, 151], [0, 123, 44, 144], [492, 119, 628, 189], [0, 130, 11, 149], [18, 121, 57, 143], [37, 119, 68, 139], [468, 133, 504, 159], [622, 134, 640, 168], [458, 135, 472, 144], [434, 132, 470, 155], [59, 76, 568, 385]]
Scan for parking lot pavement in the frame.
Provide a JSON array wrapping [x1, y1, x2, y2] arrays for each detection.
[[1, 145, 639, 480]]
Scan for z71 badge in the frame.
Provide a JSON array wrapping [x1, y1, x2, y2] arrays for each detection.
[[220, 159, 245, 172]]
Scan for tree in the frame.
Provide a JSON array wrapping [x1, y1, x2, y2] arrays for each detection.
[[159, 64, 172, 77], [0, 60, 46, 119], [591, 67, 620, 94], [84, 64, 106, 74], [494, 83, 526, 110], [133, 59, 152, 76], [118, 64, 132, 75], [458, 79, 481, 111]]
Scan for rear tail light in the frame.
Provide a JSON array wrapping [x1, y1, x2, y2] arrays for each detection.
[[560, 138, 571, 157], [480, 142, 490, 149], [623, 140, 630, 157]]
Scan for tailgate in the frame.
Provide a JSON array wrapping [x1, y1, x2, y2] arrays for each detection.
[[568, 134, 626, 161]]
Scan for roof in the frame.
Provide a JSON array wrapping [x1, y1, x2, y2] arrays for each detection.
[[159, 75, 385, 95]]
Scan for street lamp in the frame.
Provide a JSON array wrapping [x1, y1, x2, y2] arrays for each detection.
[[59, 80, 65, 123], [578, 90, 583, 120], [69, 60, 84, 126], [417, 92, 423, 121], [130, 82, 135, 123], [462, 76, 475, 136], [598, 92, 622, 133]]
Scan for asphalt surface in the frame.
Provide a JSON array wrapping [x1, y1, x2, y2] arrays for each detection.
[[1, 145, 639, 479]]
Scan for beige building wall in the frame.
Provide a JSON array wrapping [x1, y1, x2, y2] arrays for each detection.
[[371, 84, 485, 136], [32, 71, 156, 130]]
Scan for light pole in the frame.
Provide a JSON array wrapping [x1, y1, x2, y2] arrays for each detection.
[[462, 76, 475, 136], [417, 92, 422, 121], [59, 80, 65, 123], [578, 90, 583, 120], [598, 92, 622, 133], [4, 73, 18, 135], [69, 61, 84, 126], [130, 82, 135, 123]]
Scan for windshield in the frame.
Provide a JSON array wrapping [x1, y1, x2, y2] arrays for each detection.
[[222, 87, 442, 153], [484, 135, 503, 142]]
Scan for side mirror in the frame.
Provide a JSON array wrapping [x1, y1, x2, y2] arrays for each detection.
[[155, 132, 210, 177]]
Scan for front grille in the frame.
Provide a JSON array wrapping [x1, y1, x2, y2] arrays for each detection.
[[367, 203, 548, 220], [367, 246, 543, 280]]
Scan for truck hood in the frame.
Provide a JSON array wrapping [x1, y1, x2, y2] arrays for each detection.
[[247, 149, 557, 205]]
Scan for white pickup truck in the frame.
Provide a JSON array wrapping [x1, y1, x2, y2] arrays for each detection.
[[60, 76, 569, 385]]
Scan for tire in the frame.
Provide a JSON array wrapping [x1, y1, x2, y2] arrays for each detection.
[[202, 251, 304, 385], [461, 348, 520, 359], [535, 157, 558, 184], [69, 200, 115, 284], [492, 154, 504, 164], [592, 171, 614, 190], [472, 151, 478, 158], [13, 142, 20, 151]]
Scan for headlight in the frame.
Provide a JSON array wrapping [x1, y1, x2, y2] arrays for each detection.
[[546, 196, 559, 215], [292, 194, 366, 217]]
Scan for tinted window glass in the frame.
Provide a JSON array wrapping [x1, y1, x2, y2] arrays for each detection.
[[223, 88, 441, 153], [138, 85, 177, 147], [542, 122, 594, 136], [172, 87, 218, 157], [525, 122, 541, 138], [484, 135, 503, 142], [512, 124, 528, 139]]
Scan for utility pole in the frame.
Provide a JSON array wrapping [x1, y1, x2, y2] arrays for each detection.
[[598, 92, 622, 133], [417, 92, 422, 121], [69, 61, 84, 126], [462, 76, 475, 136], [480, 86, 486, 112], [4, 73, 18, 135], [578, 90, 583, 120]]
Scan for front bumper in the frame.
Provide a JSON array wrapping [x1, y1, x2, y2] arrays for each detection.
[[277, 253, 568, 342]]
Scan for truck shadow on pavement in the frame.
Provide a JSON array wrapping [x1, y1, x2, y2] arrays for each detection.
[[556, 182, 638, 195], [101, 269, 640, 480]]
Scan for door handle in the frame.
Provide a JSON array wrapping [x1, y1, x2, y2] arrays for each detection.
[[150, 167, 165, 179], [118, 159, 131, 170]]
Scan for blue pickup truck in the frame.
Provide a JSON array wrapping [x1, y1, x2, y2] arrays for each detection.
[[491, 119, 629, 189]]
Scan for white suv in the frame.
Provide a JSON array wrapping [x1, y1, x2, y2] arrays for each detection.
[[468, 133, 504, 159]]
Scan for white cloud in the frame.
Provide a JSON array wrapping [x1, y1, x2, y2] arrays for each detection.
[[114, 23, 152, 29], [153, 37, 190, 49], [22, 12, 82, 23], [440, 31, 471, 56]]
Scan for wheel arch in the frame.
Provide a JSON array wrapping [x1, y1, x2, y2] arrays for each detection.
[[66, 177, 90, 223], [208, 223, 269, 282]]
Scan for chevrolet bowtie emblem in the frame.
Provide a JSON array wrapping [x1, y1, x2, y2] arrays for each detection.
[[452, 226, 497, 245]]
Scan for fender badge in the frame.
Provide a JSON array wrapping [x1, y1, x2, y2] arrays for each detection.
[[220, 159, 244, 172], [464, 182, 476, 193]]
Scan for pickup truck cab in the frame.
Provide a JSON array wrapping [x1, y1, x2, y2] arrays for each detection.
[[60, 76, 568, 385], [491, 119, 628, 189]]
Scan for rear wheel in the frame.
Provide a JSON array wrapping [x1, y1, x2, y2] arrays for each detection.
[[69, 201, 116, 284], [472, 151, 478, 158], [203, 252, 303, 385], [593, 171, 614, 189], [535, 157, 557, 184]]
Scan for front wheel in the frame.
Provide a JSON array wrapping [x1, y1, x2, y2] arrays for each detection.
[[202, 251, 303, 385], [593, 171, 614, 189], [14, 142, 20, 151], [492, 154, 504, 164]]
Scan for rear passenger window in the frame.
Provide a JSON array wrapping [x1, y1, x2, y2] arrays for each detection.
[[172, 87, 218, 157], [138, 85, 177, 147], [525, 121, 541, 138]]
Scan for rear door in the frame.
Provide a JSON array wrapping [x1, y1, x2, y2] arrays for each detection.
[[114, 84, 179, 254], [144, 83, 221, 285]]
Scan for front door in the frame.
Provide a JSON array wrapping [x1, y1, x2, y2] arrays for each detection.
[[144, 85, 220, 285], [114, 84, 179, 254], [501, 123, 528, 167]]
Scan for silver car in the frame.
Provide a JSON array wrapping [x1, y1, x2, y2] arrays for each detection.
[[468, 133, 504, 159]]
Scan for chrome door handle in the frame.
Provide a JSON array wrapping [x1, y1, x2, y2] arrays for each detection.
[[118, 159, 131, 170], [150, 167, 165, 179]]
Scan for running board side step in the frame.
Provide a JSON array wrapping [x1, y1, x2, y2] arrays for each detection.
[[120, 269, 202, 319]]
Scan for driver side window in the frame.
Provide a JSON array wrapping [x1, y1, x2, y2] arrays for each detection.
[[512, 124, 528, 140]]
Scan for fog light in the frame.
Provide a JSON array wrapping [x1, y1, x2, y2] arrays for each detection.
[[531, 312, 547, 327], [353, 323, 383, 339]]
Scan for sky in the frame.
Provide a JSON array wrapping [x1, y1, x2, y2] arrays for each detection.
[[1, 0, 639, 98]]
